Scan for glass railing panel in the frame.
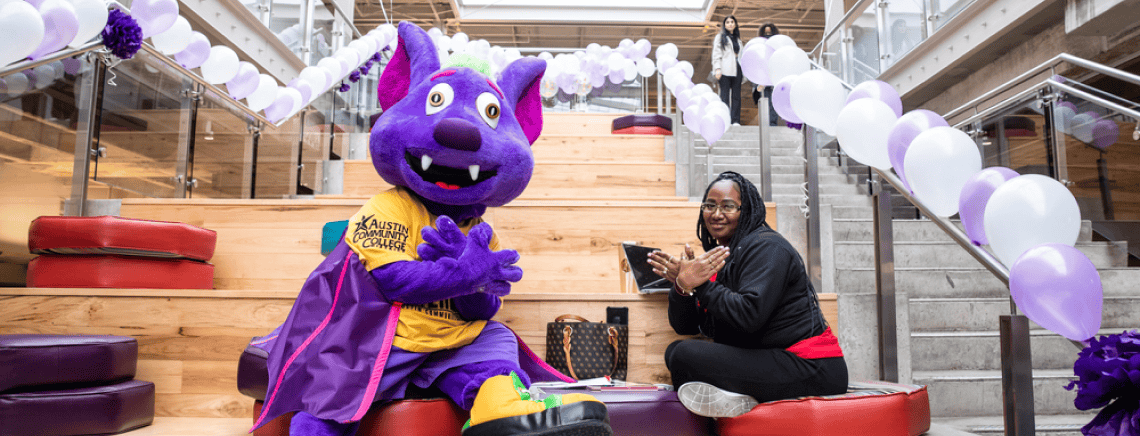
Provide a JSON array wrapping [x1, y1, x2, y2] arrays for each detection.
[[976, 97, 1055, 178], [299, 92, 334, 194], [256, 112, 301, 198], [0, 54, 88, 238], [91, 50, 190, 199], [882, 0, 927, 67], [850, 2, 882, 84], [543, 80, 645, 113], [190, 89, 259, 198], [927, 0, 973, 32], [819, 29, 844, 80], [1052, 94, 1140, 221]]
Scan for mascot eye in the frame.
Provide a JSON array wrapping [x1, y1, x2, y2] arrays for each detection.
[[426, 83, 454, 115], [476, 92, 501, 128]]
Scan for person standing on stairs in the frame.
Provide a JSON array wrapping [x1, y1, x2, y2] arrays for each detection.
[[647, 171, 848, 418], [751, 23, 781, 127], [712, 15, 744, 126]]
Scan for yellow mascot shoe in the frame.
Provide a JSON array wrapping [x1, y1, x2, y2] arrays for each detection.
[[463, 372, 612, 436]]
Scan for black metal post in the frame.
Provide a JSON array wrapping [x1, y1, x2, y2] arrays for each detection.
[[1000, 314, 1035, 436], [873, 183, 898, 382]]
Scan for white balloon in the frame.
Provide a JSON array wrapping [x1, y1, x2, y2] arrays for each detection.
[[3, 73, 30, 95], [766, 34, 797, 51], [264, 86, 302, 122], [675, 61, 694, 79], [0, 2, 45, 66], [348, 39, 373, 60], [636, 58, 655, 77], [65, 0, 107, 48], [983, 174, 1082, 266], [318, 57, 343, 81], [538, 51, 553, 60], [48, 60, 64, 80], [1053, 106, 1076, 134], [151, 16, 192, 55], [226, 61, 260, 99], [691, 83, 713, 96], [657, 57, 677, 75], [376, 23, 396, 46], [767, 46, 810, 84], [246, 74, 279, 111], [835, 99, 898, 170], [1070, 113, 1096, 143], [739, 45, 770, 85], [32, 63, 56, 88], [683, 104, 701, 135], [132, 0, 179, 38], [790, 70, 847, 135], [745, 37, 766, 51], [200, 46, 240, 84], [335, 47, 361, 70], [299, 65, 331, 93], [656, 43, 679, 61], [903, 127, 982, 217]]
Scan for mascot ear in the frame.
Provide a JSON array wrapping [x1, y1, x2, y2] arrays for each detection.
[[377, 21, 441, 111], [498, 57, 546, 145]]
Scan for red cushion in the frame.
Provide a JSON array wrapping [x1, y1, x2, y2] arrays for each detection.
[[613, 126, 673, 135], [29, 215, 217, 261], [27, 255, 214, 289], [717, 381, 930, 436], [252, 399, 469, 436]]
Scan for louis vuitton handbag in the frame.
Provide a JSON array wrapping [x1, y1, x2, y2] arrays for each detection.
[[545, 314, 628, 381]]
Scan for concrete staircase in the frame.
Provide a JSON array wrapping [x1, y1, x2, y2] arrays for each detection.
[[688, 124, 1138, 435]]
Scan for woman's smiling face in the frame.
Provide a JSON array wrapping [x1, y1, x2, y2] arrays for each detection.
[[703, 180, 741, 246]]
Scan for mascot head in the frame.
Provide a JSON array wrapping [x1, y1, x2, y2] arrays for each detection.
[[370, 21, 545, 208]]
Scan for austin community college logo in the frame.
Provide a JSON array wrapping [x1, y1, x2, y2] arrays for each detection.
[[352, 214, 410, 251]]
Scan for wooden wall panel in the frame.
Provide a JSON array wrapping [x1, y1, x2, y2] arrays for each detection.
[[0, 289, 837, 419]]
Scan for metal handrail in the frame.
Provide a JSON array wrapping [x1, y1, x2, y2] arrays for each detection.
[[0, 41, 104, 79], [945, 53, 1140, 122]]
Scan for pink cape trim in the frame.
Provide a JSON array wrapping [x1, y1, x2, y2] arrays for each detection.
[[512, 330, 575, 383], [251, 250, 354, 430], [350, 302, 403, 421]]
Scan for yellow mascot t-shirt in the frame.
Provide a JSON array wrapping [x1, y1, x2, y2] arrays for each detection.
[[344, 187, 500, 353]]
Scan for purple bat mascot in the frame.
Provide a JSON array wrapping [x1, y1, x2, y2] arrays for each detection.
[[250, 21, 611, 436]]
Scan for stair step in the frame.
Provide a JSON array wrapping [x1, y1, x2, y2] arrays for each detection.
[[774, 193, 872, 207], [832, 219, 1095, 243], [908, 327, 1130, 371], [910, 297, 1140, 333], [833, 240, 1126, 269], [835, 267, 1140, 298], [934, 415, 1094, 436], [912, 369, 1079, 416]]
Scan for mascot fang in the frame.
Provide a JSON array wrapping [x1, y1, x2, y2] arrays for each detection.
[[250, 21, 611, 436]]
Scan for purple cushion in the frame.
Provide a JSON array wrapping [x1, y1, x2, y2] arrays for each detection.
[[0, 379, 155, 436], [611, 114, 672, 131], [545, 388, 710, 436], [0, 334, 137, 392], [238, 339, 272, 400]]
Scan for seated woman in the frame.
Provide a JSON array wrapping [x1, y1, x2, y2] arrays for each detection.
[[647, 171, 848, 418]]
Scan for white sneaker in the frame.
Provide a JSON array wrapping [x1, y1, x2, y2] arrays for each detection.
[[731, 123, 741, 126], [677, 382, 759, 418]]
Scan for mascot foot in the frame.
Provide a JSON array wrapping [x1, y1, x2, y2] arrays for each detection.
[[463, 372, 611, 436]]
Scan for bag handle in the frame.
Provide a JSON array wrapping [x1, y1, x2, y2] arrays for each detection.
[[561, 324, 621, 380], [555, 314, 590, 323]]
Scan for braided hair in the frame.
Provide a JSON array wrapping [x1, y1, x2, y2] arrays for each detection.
[[697, 171, 768, 252]]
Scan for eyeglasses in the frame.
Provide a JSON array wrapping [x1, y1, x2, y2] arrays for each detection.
[[701, 203, 741, 214]]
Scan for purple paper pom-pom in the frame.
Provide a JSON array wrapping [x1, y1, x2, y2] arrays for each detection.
[[349, 71, 361, 83], [101, 10, 143, 60], [338, 82, 351, 92], [1066, 330, 1140, 435]]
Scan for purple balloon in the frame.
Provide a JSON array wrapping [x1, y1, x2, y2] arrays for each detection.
[[888, 109, 948, 192], [227, 62, 260, 100], [132, 0, 179, 38], [1009, 243, 1103, 341], [287, 77, 313, 104], [175, 32, 210, 70], [771, 75, 802, 124], [958, 167, 1019, 246], [1056, 101, 1078, 112], [846, 80, 903, 117], [1091, 119, 1119, 151], [61, 58, 82, 75], [27, 0, 79, 61]]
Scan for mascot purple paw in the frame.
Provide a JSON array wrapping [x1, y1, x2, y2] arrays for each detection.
[[252, 21, 610, 436]]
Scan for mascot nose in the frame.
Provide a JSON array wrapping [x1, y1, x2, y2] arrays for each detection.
[[433, 118, 482, 152]]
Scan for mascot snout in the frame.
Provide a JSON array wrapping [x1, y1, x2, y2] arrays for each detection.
[[434, 118, 482, 152]]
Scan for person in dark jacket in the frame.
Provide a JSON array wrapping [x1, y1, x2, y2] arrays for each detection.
[[647, 171, 847, 418]]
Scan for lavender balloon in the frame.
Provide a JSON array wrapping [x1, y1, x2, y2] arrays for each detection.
[[132, 0, 179, 38], [771, 75, 802, 123], [175, 32, 210, 69], [226, 61, 260, 99], [958, 167, 1019, 246], [27, 0, 79, 60], [1009, 243, 1103, 341], [1091, 119, 1119, 151], [846, 80, 903, 117], [287, 77, 314, 104], [888, 109, 948, 192]]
